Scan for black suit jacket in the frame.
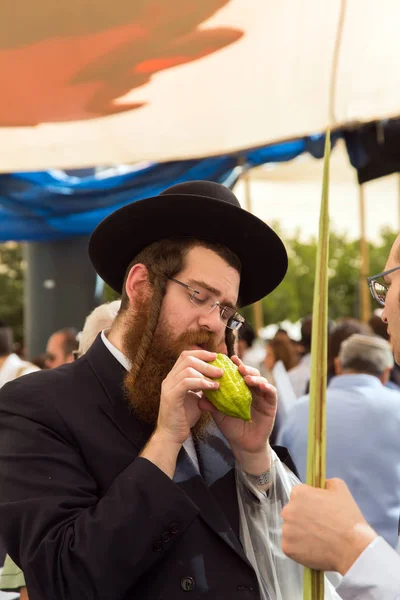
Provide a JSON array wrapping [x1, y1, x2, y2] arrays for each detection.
[[0, 336, 297, 600]]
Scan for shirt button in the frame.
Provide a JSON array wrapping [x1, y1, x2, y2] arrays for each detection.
[[161, 532, 171, 543], [170, 522, 180, 534], [153, 541, 163, 552], [181, 576, 195, 591]]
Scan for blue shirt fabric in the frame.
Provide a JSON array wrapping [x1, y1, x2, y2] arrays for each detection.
[[278, 373, 400, 549]]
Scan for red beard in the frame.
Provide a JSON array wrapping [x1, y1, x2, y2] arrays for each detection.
[[122, 299, 218, 439]]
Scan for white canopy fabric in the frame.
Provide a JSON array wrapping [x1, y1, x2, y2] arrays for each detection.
[[1, 0, 400, 172], [237, 141, 400, 243]]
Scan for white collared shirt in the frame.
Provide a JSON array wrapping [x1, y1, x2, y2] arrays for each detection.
[[337, 536, 400, 599], [0, 353, 39, 388], [100, 330, 199, 471], [287, 353, 311, 398]]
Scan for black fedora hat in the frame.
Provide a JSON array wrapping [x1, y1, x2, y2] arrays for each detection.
[[88, 180, 288, 307]]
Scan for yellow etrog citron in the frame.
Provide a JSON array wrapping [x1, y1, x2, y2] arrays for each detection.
[[204, 353, 252, 421]]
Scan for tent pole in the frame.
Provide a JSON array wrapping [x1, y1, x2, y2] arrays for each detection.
[[358, 184, 371, 323], [242, 170, 264, 334], [398, 174, 400, 231]]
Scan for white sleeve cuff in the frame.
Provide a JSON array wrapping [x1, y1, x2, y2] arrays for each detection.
[[336, 536, 400, 600]]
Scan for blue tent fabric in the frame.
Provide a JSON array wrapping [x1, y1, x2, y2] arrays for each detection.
[[0, 133, 341, 242]]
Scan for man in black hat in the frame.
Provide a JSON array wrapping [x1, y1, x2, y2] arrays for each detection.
[[0, 181, 292, 600]]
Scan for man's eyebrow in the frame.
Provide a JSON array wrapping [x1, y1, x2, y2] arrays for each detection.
[[188, 279, 238, 310]]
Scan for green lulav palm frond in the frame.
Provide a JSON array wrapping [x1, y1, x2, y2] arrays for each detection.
[[303, 131, 330, 600]]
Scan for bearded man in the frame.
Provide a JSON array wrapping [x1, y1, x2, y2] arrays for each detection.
[[0, 181, 294, 600]]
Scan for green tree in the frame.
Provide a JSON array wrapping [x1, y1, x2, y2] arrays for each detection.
[[250, 226, 398, 328], [0, 228, 398, 342], [103, 283, 121, 303], [0, 242, 25, 341]]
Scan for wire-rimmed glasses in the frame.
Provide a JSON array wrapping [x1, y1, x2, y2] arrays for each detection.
[[367, 265, 400, 306], [168, 277, 245, 331]]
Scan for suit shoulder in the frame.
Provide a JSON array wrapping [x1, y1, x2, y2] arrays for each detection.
[[0, 357, 95, 414]]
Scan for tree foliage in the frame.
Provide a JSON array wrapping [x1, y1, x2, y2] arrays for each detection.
[[0, 228, 397, 341], [0, 243, 25, 341], [244, 225, 397, 327]]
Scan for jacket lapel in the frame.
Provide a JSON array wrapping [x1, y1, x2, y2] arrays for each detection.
[[86, 336, 152, 451], [85, 336, 249, 564]]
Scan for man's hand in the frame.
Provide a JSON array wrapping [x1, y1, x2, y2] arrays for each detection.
[[198, 355, 277, 473], [141, 350, 222, 478], [156, 350, 222, 445], [281, 479, 378, 575]]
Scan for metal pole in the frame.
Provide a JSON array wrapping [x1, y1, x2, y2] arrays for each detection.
[[358, 184, 371, 323], [242, 170, 264, 334], [24, 236, 99, 358], [398, 174, 400, 231]]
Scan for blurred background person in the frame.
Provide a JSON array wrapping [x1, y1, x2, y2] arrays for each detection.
[[262, 336, 298, 445], [44, 327, 78, 368], [273, 327, 290, 342], [287, 315, 313, 397], [262, 337, 298, 382], [279, 333, 400, 549], [30, 354, 49, 370], [75, 300, 121, 358], [327, 318, 372, 382], [236, 321, 265, 368], [0, 321, 39, 389]]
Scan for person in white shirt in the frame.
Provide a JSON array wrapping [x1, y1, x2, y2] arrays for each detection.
[[281, 234, 400, 599], [287, 316, 313, 397], [0, 322, 39, 389]]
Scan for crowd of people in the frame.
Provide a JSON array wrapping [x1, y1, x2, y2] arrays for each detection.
[[0, 180, 398, 599]]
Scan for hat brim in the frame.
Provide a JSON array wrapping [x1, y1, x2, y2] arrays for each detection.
[[88, 193, 288, 307]]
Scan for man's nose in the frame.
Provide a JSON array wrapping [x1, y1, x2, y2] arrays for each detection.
[[198, 306, 223, 332], [381, 307, 387, 323]]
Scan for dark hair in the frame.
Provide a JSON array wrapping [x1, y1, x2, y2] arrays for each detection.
[[57, 328, 79, 357], [267, 337, 298, 371], [300, 316, 313, 352], [328, 319, 372, 377], [31, 353, 48, 369], [238, 322, 256, 348], [368, 314, 389, 341], [119, 238, 241, 381], [0, 321, 13, 356], [301, 316, 334, 354], [275, 328, 289, 337]]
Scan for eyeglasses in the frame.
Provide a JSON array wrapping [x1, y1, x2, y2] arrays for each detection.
[[367, 265, 400, 306], [168, 277, 245, 331]]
